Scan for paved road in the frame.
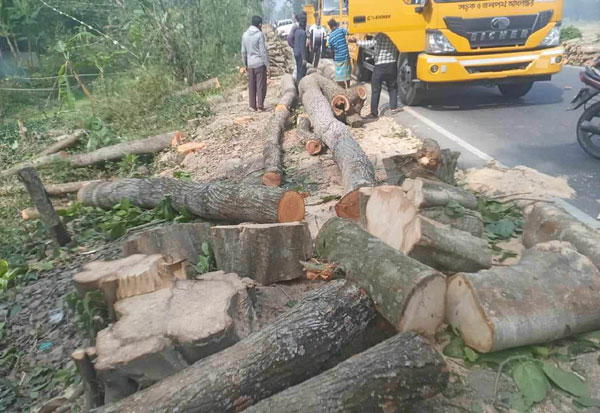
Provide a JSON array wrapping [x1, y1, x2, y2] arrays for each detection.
[[391, 65, 600, 225]]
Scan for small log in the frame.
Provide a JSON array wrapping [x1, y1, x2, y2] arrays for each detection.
[[435, 149, 460, 186], [36, 130, 85, 157], [78, 178, 305, 224], [296, 114, 323, 156], [1, 152, 68, 178], [95, 281, 379, 413], [247, 333, 448, 412], [0, 180, 98, 197], [360, 186, 490, 272], [210, 222, 313, 285], [523, 203, 600, 270], [447, 242, 600, 353], [403, 177, 478, 210], [419, 207, 484, 238], [71, 349, 104, 410], [17, 167, 71, 246], [299, 74, 375, 220], [21, 206, 69, 221], [173, 78, 220, 97], [316, 217, 446, 336], [262, 74, 297, 187]]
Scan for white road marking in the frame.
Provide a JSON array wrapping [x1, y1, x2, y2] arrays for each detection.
[[401, 106, 600, 228]]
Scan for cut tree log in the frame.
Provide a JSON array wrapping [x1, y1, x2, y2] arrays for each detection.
[[523, 203, 600, 270], [262, 74, 297, 187], [247, 332, 448, 413], [1, 152, 68, 178], [383, 138, 460, 186], [210, 222, 312, 285], [17, 167, 71, 246], [313, 73, 366, 126], [0, 180, 99, 197], [419, 207, 484, 238], [78, 178, 305, 224], [72, 349, 104, 410], [95, 281, 380, 413], [299, 74, 375, 220], [296, 114, 323, 155], [21, 206, 69, 221], [403, 177, 478, 210], [37, 129, 85, 157], [122, 222, 212, 265], [316, 217, 446, 336], [447, 241, 600, 353], [173, 77, 220, 97], [95, 274, 252, 402], [360, 186, 489, 272]]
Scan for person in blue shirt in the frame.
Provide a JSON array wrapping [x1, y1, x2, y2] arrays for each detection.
[[327, 19, 351, 89]]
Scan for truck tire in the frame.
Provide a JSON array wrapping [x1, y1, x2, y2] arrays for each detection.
[[498, 82, 534, 99], [354, 48, 372, 82], [397, 53, 424, 106]]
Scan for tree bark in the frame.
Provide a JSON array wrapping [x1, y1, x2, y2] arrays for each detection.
[[360, 186, 490, 273], [419, 207, 484, 238], [298, 74, 375, 220], [247, 332, 448, 413], [403, 177, 478, 210], [210, 222, 313, 285], [435, 149, 460, 186], [316, 217, 446, 336], [1, 152, 69, 178], [296, 114, 323, 156], [313, 74, 366, 126], [172, 78, 220, 97], [36, 130, 85, 157], [447, 242, 600, 353], [523, 203, 600, 270], [95, 281, 380, 413], [78, 178, 305, 224], [262, 74, 297, 187], [72, 349, 104, 410], [0, 180, 99, 197], [17, 167, 71, 246]]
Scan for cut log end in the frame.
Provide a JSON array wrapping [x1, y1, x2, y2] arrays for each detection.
[[277, 191, 305, 223], [305, 140, 323, 156], [262, 172, 282, 187], [334, 189, 362, 221], [400, 274, 447, 337], [446, 274, 493, 353], [356, 86, 368, 101], [331, 95, 350, 116]]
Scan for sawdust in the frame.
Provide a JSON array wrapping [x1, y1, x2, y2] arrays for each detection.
[[462, 164, 576, 202]]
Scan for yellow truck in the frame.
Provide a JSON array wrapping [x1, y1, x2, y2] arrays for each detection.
[[306, 0, 564, 105]]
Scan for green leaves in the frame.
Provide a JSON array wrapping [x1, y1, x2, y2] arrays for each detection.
[[542, 362, 590, 397], [193, 242, 215, 275], [486, 219, 516, 240], [477, 198, 523, 243], [512, 361, 550, 405]]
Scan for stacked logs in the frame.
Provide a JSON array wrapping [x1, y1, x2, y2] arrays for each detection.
[[266, 30, 293, 76], [563, 38, 600, 66]]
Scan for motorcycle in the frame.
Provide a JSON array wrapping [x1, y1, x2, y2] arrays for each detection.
[[570, 58, 600, 159]]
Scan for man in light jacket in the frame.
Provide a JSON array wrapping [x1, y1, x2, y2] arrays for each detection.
[[242, 16, 270, 111]]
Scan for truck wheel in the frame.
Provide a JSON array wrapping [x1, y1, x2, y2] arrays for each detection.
[[397, 53, 424, 106], [354, 49, 372, 82], [498, 82, 534, 99]]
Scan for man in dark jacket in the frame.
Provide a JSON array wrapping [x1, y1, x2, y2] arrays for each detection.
[[293, 15, 308, 85], [242, 15, 270, 111]]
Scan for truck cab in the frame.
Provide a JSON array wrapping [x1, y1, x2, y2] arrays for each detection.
[[348, 0, 564, 105]]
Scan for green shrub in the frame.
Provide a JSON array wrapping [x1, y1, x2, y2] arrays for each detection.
[[560, 26, 582, 42]]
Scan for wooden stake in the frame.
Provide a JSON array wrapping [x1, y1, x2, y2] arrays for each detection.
[[71, 348, 104, 410]]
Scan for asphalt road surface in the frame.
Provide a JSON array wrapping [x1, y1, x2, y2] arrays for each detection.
[[391, 65, 600, 227]]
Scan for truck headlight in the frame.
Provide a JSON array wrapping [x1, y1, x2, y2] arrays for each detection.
[[540, 25, 561, 48], [426, 30, 456, 54]]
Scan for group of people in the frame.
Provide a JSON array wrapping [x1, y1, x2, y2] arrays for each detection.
[[241, 14, 402, 118]]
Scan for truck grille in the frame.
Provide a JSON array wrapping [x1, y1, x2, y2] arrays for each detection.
[[465, 62, 531, 74], [445, 10, 553, 49]]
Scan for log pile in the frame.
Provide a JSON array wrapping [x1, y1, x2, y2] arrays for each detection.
[[313, 73, 367, 127], [266, 30, 293, 76], [563, 38, 600, 66]]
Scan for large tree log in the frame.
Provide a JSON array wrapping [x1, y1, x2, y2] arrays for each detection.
[[403, 177, 478, 210], [316, 217, 446, 336], [95, 281, 380, 413], [262, 74, 297, 187], [247, 332, 448, 412], [447, 241, 600, 353], [0, 180, 99, 197], [0, 152, 68, 178], [78, 178, 305, 223], [313, 74, 366, 126], [210, 222, 312, 285], [37, 130, 85, 157], [361, 186, 490, 272], [17, 167, 71, 246], [299, 73, 375, 220], [523, 203, 600, 270]]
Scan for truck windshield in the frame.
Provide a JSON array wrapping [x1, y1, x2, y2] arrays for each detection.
[[323, 0, 340, 15]]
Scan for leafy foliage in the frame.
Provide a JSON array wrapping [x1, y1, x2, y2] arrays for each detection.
[[476, 198, 524, 243], [64, 290, 107, 340], [192, 241, 216, 275], [560, 26, 582, 42]]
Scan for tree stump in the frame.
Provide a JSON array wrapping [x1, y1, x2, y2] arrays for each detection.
[[17, 167, 71, 246]]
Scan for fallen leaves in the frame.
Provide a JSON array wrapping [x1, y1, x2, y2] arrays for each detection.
[[300, 259, 336, 281]]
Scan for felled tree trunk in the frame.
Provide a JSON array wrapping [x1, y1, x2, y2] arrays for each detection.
[[247, 332, 448, 413], [403, 177, 478, 210], [361, 186, 490, 273], [0, 180, 99, 197], [36, 130, 85, 157], [78, 178, 305, 224], [296, 114, 323, 155], [420, 207, 484, 238], [313, 74, 366, 126], [299, 74, 375, 220], [316, 217, 446, 336], [211, 222, 313, 285], [95, 281, 379, 413], [0, 152, 68, 177], [523, 203, 600, 270], [447, 242, 600, 353], [172, 78, 220, 97], [262, 74, 297, 187]]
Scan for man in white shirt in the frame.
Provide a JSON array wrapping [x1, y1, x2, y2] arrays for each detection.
[[308, 16, 327, 69]]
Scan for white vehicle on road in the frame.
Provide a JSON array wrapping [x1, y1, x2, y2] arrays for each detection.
[[276, 19, 293, 38]]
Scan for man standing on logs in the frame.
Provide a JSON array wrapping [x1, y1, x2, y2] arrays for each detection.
[[242, 16, 270, 112], [327, 19, 351, 89], [349, 33, 402, 119]]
